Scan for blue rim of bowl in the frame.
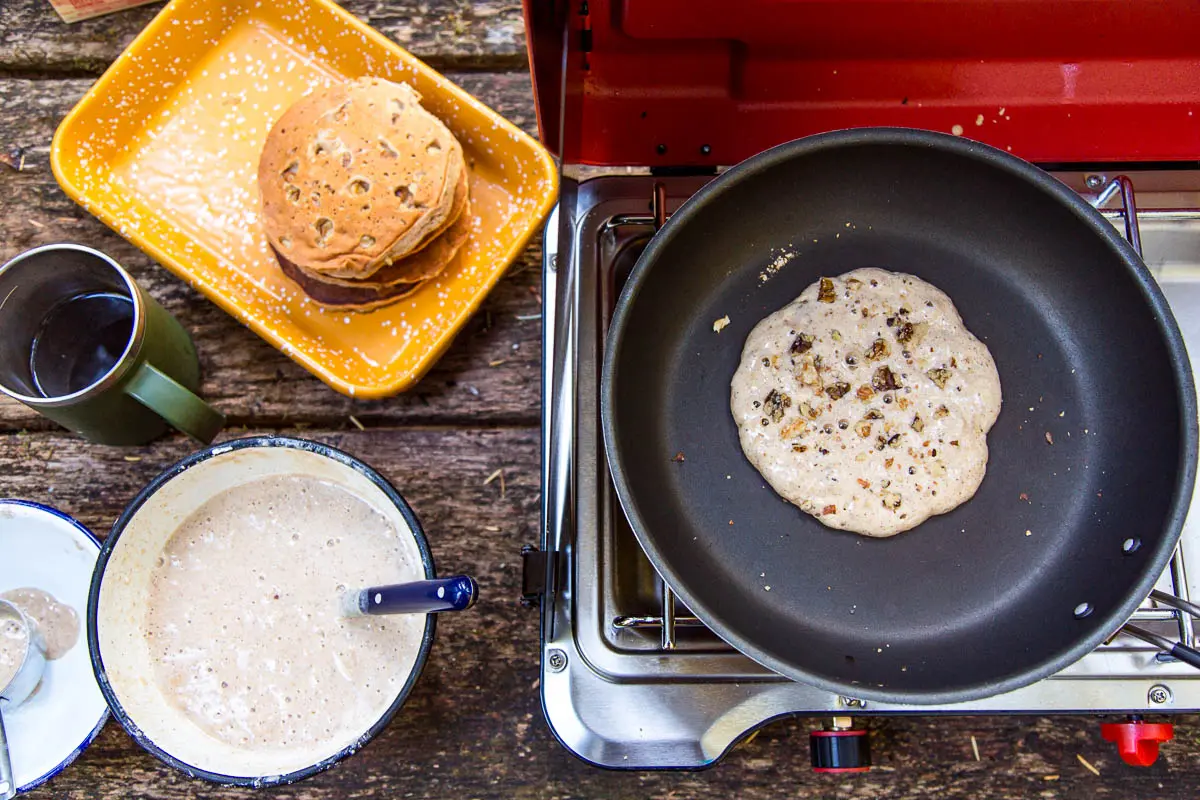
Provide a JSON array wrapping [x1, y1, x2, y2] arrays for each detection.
[[0, 498, 110, 795], [85, 435, 438, 787]]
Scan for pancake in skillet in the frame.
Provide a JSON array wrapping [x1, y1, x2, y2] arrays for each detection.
[[730, 268, 1002, 537]]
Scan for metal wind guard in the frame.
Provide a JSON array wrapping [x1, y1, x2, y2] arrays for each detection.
[[539, 171, 1200, 768]]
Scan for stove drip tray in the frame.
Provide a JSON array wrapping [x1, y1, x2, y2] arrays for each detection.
[[534, 172, 1200, 769]]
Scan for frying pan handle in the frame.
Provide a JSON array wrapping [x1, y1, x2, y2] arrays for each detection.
[[1123, 624, 1200, 670], [1093, 175, 1142, 257], [1166, 642, 1200, 670], [1151, 588, 1200, 619], [1121, 590, 1200, 670]]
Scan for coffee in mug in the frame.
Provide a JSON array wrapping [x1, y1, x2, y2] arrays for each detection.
[[0, 244, 224, 445]]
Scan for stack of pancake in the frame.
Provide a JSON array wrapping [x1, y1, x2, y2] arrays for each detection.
[[258, 78, 470, 311]]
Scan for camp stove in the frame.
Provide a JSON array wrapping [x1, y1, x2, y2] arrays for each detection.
[[521, 0, 1200, 771]]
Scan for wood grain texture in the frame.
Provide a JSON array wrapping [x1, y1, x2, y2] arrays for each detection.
[[0, 0, 527, 75], [9, 428, 1200, 799], [0, 73, 544, 429], [7, 7, 1200, 798]]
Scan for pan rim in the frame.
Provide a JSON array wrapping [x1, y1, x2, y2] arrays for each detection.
[[600, 126, 1199, 705]]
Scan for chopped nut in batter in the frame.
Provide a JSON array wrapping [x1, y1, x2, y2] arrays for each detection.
[[927, 367, 953, 389], [763, 389, 791, 423]]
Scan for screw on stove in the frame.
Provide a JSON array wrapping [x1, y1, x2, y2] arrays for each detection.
[[1085, 173, 1108, 190], [839, 696, 867, 709], [1148, 684, 1174, 705], [547, 648, 568, 672]]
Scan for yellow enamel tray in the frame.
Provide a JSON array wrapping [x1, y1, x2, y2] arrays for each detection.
[[52, 0, 557, 399]]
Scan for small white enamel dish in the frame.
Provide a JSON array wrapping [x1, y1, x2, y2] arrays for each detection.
[[0, 501, 108, 794]]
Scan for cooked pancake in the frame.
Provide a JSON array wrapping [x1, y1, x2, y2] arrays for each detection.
[[259, 77, 467, 279], [289, 168, 469, 291], [276, 251, 422, 312], [275, 199, 470, 312], [730, 268, 1002, 537], [364, 177, 470, 284]]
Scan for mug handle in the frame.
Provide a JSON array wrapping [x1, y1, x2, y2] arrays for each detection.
[[123, 362, 225, 444]]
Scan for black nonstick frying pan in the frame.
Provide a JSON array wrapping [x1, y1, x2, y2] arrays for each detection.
[[601, 128, 1199, 704]]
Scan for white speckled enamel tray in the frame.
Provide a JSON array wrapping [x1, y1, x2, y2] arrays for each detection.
[[51, 0, 558, 398]]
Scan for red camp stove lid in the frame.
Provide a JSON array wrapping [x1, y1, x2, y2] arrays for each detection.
[[523, 0, 1200, 166]]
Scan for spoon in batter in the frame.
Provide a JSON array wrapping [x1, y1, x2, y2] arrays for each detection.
[[0, 600, 46, 800], [340, 575, 478, 617]]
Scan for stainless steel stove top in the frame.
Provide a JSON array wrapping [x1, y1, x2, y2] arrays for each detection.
[[535, 170, 1200, 768]]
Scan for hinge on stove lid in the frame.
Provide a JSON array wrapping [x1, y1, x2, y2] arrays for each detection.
[[520, 545, 562, 607], [578, 1, 592, 70], [650, 165, 719, 178]]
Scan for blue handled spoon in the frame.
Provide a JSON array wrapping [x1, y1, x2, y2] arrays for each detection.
[[340, 575, 478, 617]]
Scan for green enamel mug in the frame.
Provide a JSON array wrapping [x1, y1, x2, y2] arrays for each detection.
[[0, 244, 224, 445]]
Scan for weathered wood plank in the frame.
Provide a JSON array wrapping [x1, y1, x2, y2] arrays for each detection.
[[44, 713, 1200, 799], [11, 426, 1200, 799], [0, 0, 527, 75], [0, 73, 547, 430], [0, 72, 537, 171], [0, 426, 539, 542], [10, 11, 1200, 796]]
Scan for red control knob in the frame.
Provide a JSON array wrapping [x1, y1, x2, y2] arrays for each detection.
[[1100, 720, 1174, 767]]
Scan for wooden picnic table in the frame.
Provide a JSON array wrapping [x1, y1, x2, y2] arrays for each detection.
[[2, 2, 1199, 797]]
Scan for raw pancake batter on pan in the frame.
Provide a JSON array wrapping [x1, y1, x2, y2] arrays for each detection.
[[731, 268, 1002, 537]]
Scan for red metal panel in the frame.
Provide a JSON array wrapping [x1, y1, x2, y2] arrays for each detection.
[[526, 0, 1200, 165]]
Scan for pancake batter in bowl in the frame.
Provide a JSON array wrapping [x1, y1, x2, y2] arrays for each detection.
[[0, 588, 79, 660], [0, 613, 28, 689], [145, 474, 425, 752]]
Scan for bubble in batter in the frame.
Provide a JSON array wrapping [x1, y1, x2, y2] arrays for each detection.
[[146, 474, 424, 751]]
